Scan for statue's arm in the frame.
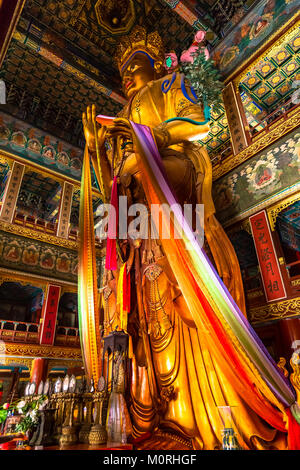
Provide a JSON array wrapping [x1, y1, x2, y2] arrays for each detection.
[[154, 82, 210, 148]]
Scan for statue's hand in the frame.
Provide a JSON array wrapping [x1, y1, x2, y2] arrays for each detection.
[[106, 118, 169, 150], [82, 104, 106, 153], [106, 118, 132, 142]]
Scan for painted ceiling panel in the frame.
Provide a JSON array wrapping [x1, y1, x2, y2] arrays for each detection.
[[0, 0, 297, 163]]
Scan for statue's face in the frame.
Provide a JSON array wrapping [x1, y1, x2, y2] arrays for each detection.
[[121, 52, 155, 98]]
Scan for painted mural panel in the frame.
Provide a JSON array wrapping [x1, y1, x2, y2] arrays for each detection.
[[0, 111, 82, 180], [213, 128, 300, 223], [0, 230, 103, 285], [212, 0, 299, 77]]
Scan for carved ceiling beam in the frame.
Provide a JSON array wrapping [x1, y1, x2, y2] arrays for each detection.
[[161, 0, 216, 40], [13, 23, 126, 106]]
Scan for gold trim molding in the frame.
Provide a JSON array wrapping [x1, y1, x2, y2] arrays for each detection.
[[0, 270, 46, 292], [0, 267, 77, 290], [0, 356, 33, 370], [249, 297, 300, 324], [0, 219, 78, 251], [0, 220, 104, 257], [213, 107, 300, 180], [0, 342, 82, 360], [267, 193, 300, 231], [0, 357, 83, 372], [223, 183, 300, 228], [47, 359, 83, 373]]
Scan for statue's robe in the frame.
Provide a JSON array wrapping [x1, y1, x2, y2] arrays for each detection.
[[100, 73, 287, 449]]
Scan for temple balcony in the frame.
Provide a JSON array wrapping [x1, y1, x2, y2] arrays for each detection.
[[0, 208, 103, 248], [55, 326, 80, 347], [0, 319, 81, 348], [249, 97, 297, 140], [0, 319, 40, 344], [11, 209, 101, 246]]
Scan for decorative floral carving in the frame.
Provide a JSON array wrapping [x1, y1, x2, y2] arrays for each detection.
[[0, 342, 82, 359], [249, 297, 300, 323]]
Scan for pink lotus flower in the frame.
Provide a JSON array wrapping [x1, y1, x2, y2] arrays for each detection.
[[180, 30, 209, 64], [180, 46, 209, 64], [194, 30, 206, 42]]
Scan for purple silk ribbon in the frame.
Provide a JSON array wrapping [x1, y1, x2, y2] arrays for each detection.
[[130, 120, 296, 408]]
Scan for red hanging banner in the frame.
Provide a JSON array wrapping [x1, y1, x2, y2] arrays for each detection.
[[249, 210, 287, 302], [39, 284, 61, 345]]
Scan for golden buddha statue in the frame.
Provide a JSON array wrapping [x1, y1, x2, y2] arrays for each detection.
[[82, 27, 289, 449]]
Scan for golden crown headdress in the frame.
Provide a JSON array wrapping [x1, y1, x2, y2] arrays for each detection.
[[115, 26, 165, 74]]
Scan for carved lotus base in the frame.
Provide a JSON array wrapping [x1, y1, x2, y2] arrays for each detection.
[[88, 424, 107, 446], [59, 425, 77, 447], [78, 423, 91, 443]]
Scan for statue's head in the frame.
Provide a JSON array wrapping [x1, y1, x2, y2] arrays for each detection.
[[115, 26, 165, 99]]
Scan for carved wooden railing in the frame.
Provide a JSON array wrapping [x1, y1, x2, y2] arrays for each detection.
[[11, 210, 102, 245], [0, 319, 40, 343], [55, 325, 80, 347], [0, 320, 81, 347], [249, 98, 297, 137]]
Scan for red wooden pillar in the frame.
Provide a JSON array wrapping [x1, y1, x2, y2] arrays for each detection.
[[30, 358, 48, 388], [249, 210, 287, 302]]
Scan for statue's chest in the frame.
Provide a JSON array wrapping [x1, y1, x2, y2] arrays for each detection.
[[124, 88, 163, 127]]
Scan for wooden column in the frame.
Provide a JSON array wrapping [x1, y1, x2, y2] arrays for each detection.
[[30, 358, 48, 389], [222, 82, 251, 155], [6, 367, 21, 403], [0, 161, 25, 223], [56, 181, 74, 239]]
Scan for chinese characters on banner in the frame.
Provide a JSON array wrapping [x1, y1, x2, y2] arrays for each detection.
[[56, 181, 74, 238], [249, 210, 286, 302], [0, 161, 25, 223], [39, 284, 61, 345], [222, 82, 249, 155]]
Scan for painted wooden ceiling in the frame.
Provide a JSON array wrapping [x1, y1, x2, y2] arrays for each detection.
[[239, 27, 300, 124], [0, 0, 294, 165], [0, 0, 254, 151], [199, 26, 300, 159]]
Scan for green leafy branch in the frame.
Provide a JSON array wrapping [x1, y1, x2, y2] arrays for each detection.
[[181, 48, 224, 115], [0, 408, 8, 424]]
